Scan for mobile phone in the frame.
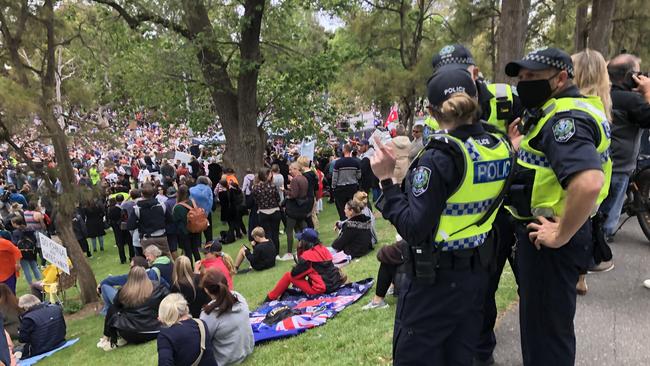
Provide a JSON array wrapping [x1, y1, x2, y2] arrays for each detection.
[[375, 193, 386, 212]]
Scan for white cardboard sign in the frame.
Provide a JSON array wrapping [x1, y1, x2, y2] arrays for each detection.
[[38, 233, 70, 274]]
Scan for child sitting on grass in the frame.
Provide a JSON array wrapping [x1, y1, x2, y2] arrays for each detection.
[[265, 228, 346, 301], [234, 227, 276, 273]]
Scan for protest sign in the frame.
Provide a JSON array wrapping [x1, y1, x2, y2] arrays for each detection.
[[300, 139, 316, 162], [38, 233, 70, 274], [174, 151, 193, 164]]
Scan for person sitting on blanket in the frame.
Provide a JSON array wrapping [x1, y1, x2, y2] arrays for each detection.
[[199, 268, 254, 366], [97, 256, 169, 316], [233, 227, 276, 273], [97, 266, 169, 351], [15, 294, 66, 360], [144, 245, 173, 286], [194, 241, 235, 290], [330, 195, 373, 259], [157, 293, 217, 366], [265, 228, 346, 301]]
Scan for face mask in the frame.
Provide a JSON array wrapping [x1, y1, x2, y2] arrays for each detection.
[[516, 73, 560, 109]]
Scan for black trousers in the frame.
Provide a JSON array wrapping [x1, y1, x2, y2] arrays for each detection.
[[375, 262, 397, 298], [516, 220, 592, 366], [333, 186, 357, 221], [178, 231, 202, 263], [393, 268, 488, 366], [258, 211, 282, 255], [78, 237, 91, 257], [203, 212, 213, 243], [111, 225, 129, 264], [476, 210, 519, 361]]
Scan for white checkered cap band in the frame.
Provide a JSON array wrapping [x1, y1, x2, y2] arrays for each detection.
[[523, 53, 574, 78], [436, 56, 475, 69]]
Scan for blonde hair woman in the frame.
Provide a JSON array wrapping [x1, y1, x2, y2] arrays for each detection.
[[571, 49, 615, 296], [99, 266, 169, 351], [572, 49, 613, 121], [157, 293, 217, 366], [171, 256, 210, 317], [369, 69, 511, 363]]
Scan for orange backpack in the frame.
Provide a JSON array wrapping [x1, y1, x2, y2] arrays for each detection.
[[177, 199, 209, 233]]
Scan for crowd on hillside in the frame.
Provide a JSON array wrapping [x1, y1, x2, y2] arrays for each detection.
[[0, 112, 435, 364]]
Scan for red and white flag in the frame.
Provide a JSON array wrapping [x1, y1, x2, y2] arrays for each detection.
[[384, 106, 398, 127]]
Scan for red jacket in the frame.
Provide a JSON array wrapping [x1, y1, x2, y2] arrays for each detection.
[[291, 244, 344, 293]]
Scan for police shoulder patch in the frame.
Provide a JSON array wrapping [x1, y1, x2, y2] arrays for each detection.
[[411, 166, 431, 197], [552, 118, 576, 143]]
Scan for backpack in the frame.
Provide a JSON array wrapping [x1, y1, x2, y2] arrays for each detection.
[[17, 231, 37, 257], [177, 199, 209, 233]]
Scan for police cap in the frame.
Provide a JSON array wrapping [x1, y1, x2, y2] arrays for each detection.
[[505, 47, 575, 78], [427, 69, 477, 108], [432, 44, 475, 72]]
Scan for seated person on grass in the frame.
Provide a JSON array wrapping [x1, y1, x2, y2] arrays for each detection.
[[16, 294, 66, 360], [330, 197, 373, 259], [171, 256, 211, 318], [234, 227, 276, 273], [97, 256, 168, 316], [199, 268, 253, 366], [265, 228, 346, 301], [157, 293, 217, 366], [362, 240, 409, 310], [144, 245, 173, 286], [194, 241, 235, 291], [98, 266, 169, 351]]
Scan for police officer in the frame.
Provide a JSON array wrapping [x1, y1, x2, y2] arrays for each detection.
[[504, 48, 611, 366], [431, 44, 523, 366], [371, 68, 512, 365]]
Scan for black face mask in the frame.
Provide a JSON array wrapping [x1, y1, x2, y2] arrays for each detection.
[[517, 73, 560, 109]]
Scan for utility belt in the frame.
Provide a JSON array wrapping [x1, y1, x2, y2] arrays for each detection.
[[410, 234, 495, 285]]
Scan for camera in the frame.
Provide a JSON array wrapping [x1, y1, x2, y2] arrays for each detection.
[[623, 71, 649, 90]]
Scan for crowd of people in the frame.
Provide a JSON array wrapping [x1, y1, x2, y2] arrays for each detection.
[[0, 40, 649, 366]]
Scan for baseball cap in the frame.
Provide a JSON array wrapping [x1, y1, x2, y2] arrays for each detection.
[[505, 47, 575, 78], [202, 240, 223, 253], [295, 228, 320, 244], [432, 44, 475, 72], [427, 69, 477, 108]]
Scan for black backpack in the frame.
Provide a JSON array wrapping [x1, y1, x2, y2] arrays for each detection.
[[17, 231, 37, 257]]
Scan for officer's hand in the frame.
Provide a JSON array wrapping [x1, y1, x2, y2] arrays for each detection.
[[527, 216, 567, 249], [370, 136, 396, 180], [508, 118, 523, 152], [633, 74, 650, 102]]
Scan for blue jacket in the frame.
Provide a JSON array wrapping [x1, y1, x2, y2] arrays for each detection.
[[9, 193, 27, 207], [189, 184, 213, 214], [19, 303, 66, 358]]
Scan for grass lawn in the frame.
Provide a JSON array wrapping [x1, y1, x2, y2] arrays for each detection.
[[15, 203, 518, 366]]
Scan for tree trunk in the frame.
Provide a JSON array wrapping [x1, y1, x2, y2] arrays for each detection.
[[42, 0, 98, 304], [588, 0, 617, 57], [574, 1, 589, 52], [495, 0, 532, 83]]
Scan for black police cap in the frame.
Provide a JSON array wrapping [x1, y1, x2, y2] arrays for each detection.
[[427, 69, 477, 108], [432, 44, 475, 72], [505, 47, 575, 78]]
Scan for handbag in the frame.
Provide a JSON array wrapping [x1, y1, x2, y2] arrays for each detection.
[[192, 318, 207, 366]]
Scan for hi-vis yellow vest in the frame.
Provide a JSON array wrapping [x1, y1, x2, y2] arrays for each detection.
[[508, 96, 612, 220], [430, 133, 512, 251], [486, 83, 515, 134]]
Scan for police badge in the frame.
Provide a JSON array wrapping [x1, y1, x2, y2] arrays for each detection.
[[411, 166, 431, 197], [552, 118, 576, 143]]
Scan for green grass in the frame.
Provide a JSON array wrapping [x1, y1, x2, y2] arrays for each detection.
[[15, 203, 517, 366]]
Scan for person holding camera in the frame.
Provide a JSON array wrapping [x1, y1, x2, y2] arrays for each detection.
[[602, 54, 650, 244]]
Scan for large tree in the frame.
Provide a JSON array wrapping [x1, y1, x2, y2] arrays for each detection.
[[494, 0, 531, 83], [0, 0, 98, 304]]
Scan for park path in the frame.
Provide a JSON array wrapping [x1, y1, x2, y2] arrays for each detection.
[[493, 217, 650, 366]]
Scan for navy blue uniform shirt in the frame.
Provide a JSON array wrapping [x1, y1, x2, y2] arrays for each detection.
[[528, 85, 603, 188], [381, 123, 502, 246]]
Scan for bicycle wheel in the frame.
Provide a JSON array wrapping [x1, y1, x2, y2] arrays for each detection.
[[634, 169, 650, 242]]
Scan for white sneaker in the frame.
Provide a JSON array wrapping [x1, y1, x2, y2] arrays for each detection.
[[643, 279, 650, 289], [361, 299, 389, 310], [116, 337, 127, 347], [96, 337, 109, 348], [279, 253, 294, 261]]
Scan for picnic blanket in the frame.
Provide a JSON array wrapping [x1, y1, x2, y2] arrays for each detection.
[[250, 278, 374, 344], [18, 338, 79, 366]]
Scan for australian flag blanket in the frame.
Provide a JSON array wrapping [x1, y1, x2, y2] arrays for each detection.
[[250, 278, 374, 344]]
